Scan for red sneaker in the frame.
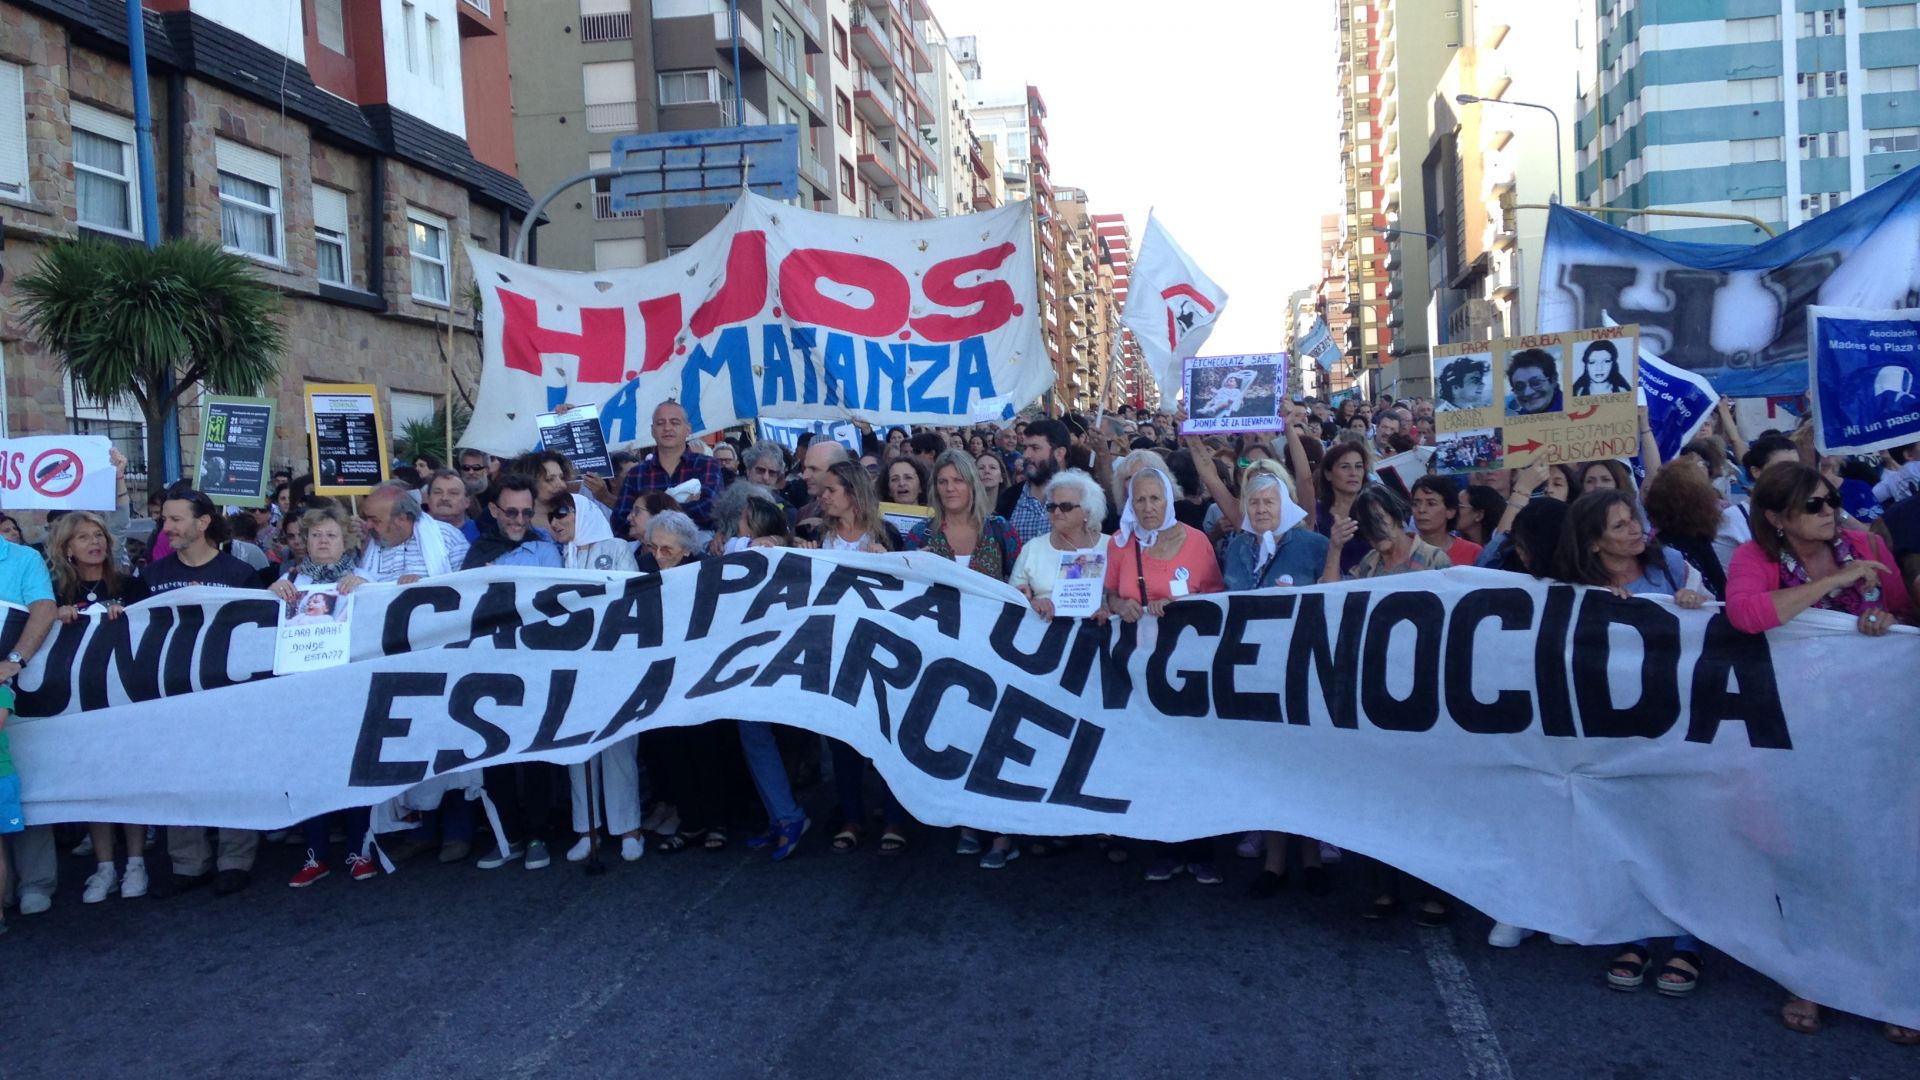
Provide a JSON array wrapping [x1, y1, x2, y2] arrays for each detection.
[[288, 853, 331, 888], [345, 853, 378, 882]]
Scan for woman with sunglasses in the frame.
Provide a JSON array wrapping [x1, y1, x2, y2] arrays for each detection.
[[905, 451, 1025, 868], [1008, 469, 1108, 622], [1724, 462, 1915, 1043]]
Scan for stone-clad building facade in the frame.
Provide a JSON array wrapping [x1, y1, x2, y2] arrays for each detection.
[[0, 0, 531, 495]]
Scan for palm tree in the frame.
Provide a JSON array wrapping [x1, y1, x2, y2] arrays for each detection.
[[393, 398, 473, 470], [16, 237, 285, 485]]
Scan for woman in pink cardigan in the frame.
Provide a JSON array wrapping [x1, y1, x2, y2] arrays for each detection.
[[1724, 462, 1917, 1045]]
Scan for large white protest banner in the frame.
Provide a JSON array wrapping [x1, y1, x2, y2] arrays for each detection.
[[0, 434, 118, 511], [459, 195, 1050, 454], [5, 557, 1917, 1027]]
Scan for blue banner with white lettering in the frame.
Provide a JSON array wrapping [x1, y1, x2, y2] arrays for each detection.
[[1807, 306, 1920, 455], [1295, 316, 1338, 372], [1638, 346, 1718, 464], [1538, 170, 1920, 398]]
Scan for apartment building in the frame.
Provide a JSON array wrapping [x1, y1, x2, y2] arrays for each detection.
[[1576, 0, 1920, 243], [1091, 211, 1151, 410], [967, 74, 1061, 376], [1314, 212, 1360, 400], [0, 0, 531, 478], [1421, 0, 1581, 345]]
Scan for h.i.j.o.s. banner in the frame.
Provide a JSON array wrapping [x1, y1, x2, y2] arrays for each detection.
[[458, 195, 1051, 454], [5, 554, 1917, 1029]]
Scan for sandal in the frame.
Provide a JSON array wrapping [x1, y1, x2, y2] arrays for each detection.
[[702, 827, 729, 851], [1362, 895, 1402, 921], [1780, 998, 1822, 1035], [650, 830, 691, 855], [1412, 901, 1453, 928], [1606, 946, 1651, 992], [1885, 1023, 1920, 1046], [878, 828, 908, 855], [1654, 951, 1701, 997], [831, 827, 861, 853]]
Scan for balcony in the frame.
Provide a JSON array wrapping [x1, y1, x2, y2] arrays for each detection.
[[585, 100, 640, 133], [594, 191, 646, 220], [803, 74, 825, 118], [971, 180, 994, 210], [865, 198, 899, 221], [854, 69, 904, 129], [774, 0, 823, 44], [719, 96, 769, 127], [858, 145, 908, 190], [713, 10, 764, 58], [802, 152, 830, 192], [580, 11, 632, 43], [462, 0, 490, 12], [850, 18, 891, 69]]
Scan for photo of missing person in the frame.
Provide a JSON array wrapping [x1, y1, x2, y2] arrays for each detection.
[[1434, 427, 1503, 473], [1504, 347, 1564, 417], [286, 589, 350, 626], [1435, 354, 1494, 412], [1190, 366, 1274, 421], [1571, 339, 1633, 397]]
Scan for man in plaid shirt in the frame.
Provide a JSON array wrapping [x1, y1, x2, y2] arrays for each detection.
[[614, 400, 727, 536]]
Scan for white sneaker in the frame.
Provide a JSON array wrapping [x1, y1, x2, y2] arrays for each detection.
[[1318, 842, 1344, 864], [1487, 922, 1535, 949], [71, 834, 95, 857], [524, 840, 551, 870], [565, 836, 593, 863], [18, 892, 51, 915], [120, 862, 149, 899], [621, 835, 645, 862], [82, 864, 118, 904]]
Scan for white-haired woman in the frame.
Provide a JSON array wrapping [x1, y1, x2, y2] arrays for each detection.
[[1102, 466, 1226, 885], [1009, 469, 1108, 621], [906, 450, 1024, 868]]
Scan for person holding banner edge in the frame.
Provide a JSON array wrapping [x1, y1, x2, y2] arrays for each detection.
[[0, 524, 57, 925]]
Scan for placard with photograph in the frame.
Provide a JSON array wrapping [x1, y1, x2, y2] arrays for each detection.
[[1431, 326, 1641, 471], [1179, 354, 1287, 435], [273, 587, 353, 676], [198, 395, 277, 507], [1050, 547, 1107, 617]]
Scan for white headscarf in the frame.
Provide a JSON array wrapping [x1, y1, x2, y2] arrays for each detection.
[[1239, 471, 1309, 568], [1116, 466, 1175, 548], [567, 492, 613, 554]]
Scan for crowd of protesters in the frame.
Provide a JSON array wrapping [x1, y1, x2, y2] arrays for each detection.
[[0, 391, 1916, 1046]]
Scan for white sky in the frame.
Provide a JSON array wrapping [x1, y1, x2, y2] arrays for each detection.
[[948, 0, 1340, 354]]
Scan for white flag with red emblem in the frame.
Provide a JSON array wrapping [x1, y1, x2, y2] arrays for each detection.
[[1120, 214, 1229, 405]]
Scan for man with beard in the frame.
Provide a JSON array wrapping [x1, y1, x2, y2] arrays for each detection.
[[996, 418, 1071, 544]]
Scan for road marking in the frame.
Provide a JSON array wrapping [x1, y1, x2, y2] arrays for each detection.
[[1420, 927, 1517, 1080]]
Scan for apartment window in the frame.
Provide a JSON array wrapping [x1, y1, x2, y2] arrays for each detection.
[[1800, 9, 1845, 37], [1864, 5, 1918, 32], [72, 104, 140, 237], [313, 185, 351, 286], [594, 238, 647, 270], [585, 60, 640, 132], [216, 139, 283, 260], [1725, 15, 1778, 42], [1732, 197, 1783, 222], [1728, 76, 1780, 103], [391, 391, 436, 437], [1800, 191, 1849, 220], [839, 158, 855, 199], [1866, 66, 1920, 93], [832, 19, 848, 65], [408, 208, 450, 303], [835, 89, 852, 133], [1730, 137, 1782, 162], [424, 14, 443, 86], [1797, 71, 1847, 99], [402, 0, 419, 73], [1869, 126, 1920, 154], [314, 0, 347, 52], [0, 62, 31, 200], [658, 69, 724, 105], [1799, 130, 1849, 158]]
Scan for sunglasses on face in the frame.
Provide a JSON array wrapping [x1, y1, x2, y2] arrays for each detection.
[[549, 505, 573, 520], [460, 464, 487, 473], [1044, 502, 1079, 514], [1801, 492, 1842, 515], [496, 507, 535, 521]]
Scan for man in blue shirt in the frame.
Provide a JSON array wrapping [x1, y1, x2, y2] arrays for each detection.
[[0, 533, 56, 921], [462, 475, 564, 570]]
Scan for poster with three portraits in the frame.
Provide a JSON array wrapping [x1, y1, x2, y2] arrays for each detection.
[[1430, 325, 1640, 474]]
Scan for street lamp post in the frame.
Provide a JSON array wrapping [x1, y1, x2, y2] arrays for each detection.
[[1455, 93, 1563, 204]]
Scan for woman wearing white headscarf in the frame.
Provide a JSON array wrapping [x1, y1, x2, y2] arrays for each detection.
[[545, 493, 646, 863], [1100, 466, 1226, 885]]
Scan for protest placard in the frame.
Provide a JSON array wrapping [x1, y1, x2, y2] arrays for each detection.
[[0, 435, 118, 511], [1050, 547, 1106, 616], [536, 403, 614, 477], [306, 384, 388, 496], [272, 586, 353, 676], [1807, 307, 1920, 455], [1179, 354, 1286, 435], [198, 395, 277, 507], [879, 501, 933, 538], [1432, 326, 1641, 471]]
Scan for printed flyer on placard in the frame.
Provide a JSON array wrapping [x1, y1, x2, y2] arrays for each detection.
[[1180, 354, 1286, 435], [199, 395, 278, 507], [1050, 547, 1107, 617], [273, 586, 353, 676], [305, 384, 389, 496], [537, 403, 614, 477]]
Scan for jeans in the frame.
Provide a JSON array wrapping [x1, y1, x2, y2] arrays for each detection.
[[830, 740, 904, 827], [300, 806, 372, 861], [737, 721, 803, 829]]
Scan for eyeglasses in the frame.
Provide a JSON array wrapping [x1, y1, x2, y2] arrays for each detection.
[[549, 505, 573, 520], [1801, 492, 1842, 515], [459, 464, 487, 473], [1043, 502, 1080, 514], [496, 507, 535, 520], [1512, 377, 1555, 394]]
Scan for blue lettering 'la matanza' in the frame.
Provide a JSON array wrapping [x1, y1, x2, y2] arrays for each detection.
[[677, 323, 998, 430]]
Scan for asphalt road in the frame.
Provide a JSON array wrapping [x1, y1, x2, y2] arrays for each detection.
[[3, 811, 1912, 1080]]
